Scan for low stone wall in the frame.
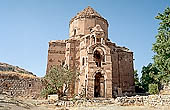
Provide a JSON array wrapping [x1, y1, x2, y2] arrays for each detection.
[[0, 72, 44, 99], [47, 95, 170, 107], [38, 98, 115, 107], [115, 95, 170, 107]]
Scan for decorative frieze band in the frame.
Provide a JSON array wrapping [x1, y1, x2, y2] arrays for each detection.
[[48, 50, 65, 54]]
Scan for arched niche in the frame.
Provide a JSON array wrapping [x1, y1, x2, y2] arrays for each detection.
[[93, 48, 106, 67]]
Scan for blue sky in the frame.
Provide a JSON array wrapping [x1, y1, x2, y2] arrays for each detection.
[[0, 0, 169, 77]]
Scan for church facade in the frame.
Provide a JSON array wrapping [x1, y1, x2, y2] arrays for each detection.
[[46, 6, 135, 98]]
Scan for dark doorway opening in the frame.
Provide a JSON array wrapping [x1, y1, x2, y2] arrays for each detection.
[[94, 72, 105, 97]]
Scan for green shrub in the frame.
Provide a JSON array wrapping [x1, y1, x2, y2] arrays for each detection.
[[149, 84, 159, 94]]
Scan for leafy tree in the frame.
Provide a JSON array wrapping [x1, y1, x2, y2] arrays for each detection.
[[149, 84, 159, 94], [41, 66, 79, 98], [152, 7, 170, 83], [134, 70, 145, 93], [140, 63, 160, 92], [134, 70, 140, 86]]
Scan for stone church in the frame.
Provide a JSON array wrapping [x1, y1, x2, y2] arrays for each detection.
[[46, 6, 135, 98]]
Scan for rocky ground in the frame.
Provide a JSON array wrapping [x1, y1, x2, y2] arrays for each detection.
[[0, 62, 35, 76], [69, 106, 170, 110], [0, 93, 170, 110], [0, 93, 55, 110]]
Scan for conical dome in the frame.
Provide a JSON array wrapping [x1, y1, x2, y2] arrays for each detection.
[[70, 6, 107, 24], [69, 6, 108, 38]]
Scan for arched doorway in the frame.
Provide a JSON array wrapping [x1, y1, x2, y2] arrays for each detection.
[[94, 72, 105, 97]]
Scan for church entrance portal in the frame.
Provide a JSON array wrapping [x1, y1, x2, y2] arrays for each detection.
[[94, 72, 105, 97]]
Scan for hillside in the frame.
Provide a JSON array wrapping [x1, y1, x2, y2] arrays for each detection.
[[0, 62, 36, 76]]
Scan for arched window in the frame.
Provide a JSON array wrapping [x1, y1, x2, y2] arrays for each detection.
[[73, 29, 76, 36], [93, 50, 101, 67], [82, 57, 85, 66], [90, 28, 93, 32], [61, 61, 65, 66], [92, 35, 95, 43], [96, 38, 101, 43]]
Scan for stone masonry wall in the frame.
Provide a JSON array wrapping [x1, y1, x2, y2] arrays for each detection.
[[45, 95, 170, 108], [0, 72, 43, 99], [118, 51, 134, 92], [46, 40, 66, 73], [115, 95, 170, 107]]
